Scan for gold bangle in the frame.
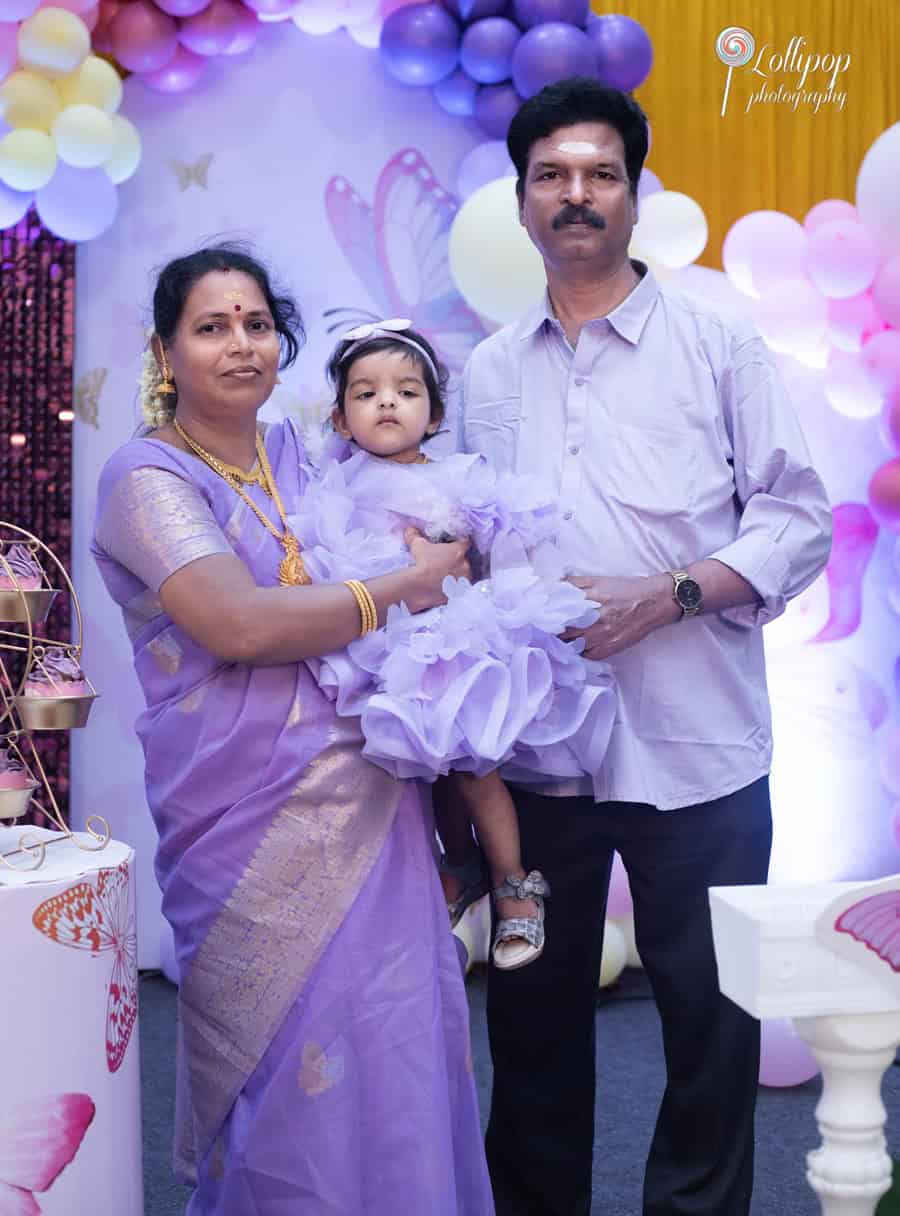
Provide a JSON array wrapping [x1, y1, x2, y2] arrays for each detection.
[[344, 579, 377, 637]]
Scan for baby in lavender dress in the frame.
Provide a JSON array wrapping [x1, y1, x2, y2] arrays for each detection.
[[289, 322, 617, 969]]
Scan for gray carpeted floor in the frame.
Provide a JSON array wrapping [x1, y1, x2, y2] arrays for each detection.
[[139, 970, 900, 1215]]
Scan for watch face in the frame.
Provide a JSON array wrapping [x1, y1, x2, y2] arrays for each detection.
[[676, 577, 703, 610]]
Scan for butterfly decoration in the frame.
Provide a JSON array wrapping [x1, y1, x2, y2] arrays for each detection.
[[324, 148, 488, 376], [73, 368, 107, 430], [170, 154, 214, 192], [0, 1092, 95, 1215], [32, 862, 137, 1074], [816, 875, 900, 999], [810, 502, 879, 644]]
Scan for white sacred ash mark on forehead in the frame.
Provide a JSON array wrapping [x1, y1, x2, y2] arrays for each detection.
[[552, 140, 607, 156]]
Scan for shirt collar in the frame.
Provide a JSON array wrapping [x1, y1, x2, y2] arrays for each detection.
[[516, 260, 659, 347]]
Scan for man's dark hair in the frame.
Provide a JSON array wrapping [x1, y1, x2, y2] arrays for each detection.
[[507, 77, 650, 199]]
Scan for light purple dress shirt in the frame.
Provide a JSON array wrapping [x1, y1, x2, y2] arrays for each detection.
[[460, 264, 832, 810]]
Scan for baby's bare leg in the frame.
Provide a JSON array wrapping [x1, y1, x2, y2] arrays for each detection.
[[451, 770, 537, 921]]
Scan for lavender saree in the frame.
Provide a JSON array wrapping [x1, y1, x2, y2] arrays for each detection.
[[92, 419, 493, 1216]]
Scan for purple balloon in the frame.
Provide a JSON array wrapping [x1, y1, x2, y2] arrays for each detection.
[[221, 3, 258, 53], [473, 81, 521, 139], [0, 19, 18, 80], [433, 68, 479, 116], [36, 164, 118, 242], [511, 21, 594, 98], [586, 13, 653, 92], [512, 0, 589, 28], [155, 0, 209, 18], [455, 138, 515, 199], [140, 42, 207, 90], [380, 2, 460, 87], [179, 0, 247, 56], [442, 0, 507, 18], [0, 179, 32, 229], [109, 1, 179, 73], [460, 16, 519, 84], [242, 0, 294, 15]]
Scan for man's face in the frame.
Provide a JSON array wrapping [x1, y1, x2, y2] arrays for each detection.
[[518, 121, 638, 271]]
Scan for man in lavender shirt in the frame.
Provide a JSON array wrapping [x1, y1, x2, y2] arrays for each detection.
[[460, 78, 832, 1216]]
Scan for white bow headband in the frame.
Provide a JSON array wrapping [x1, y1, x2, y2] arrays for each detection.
[[338, 318, 439, 382]]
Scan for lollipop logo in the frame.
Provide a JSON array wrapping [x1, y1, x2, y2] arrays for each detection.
[[716, 26, 756, 116]]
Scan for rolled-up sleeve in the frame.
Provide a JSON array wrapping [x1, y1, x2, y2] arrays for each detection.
[[709, 331, 832, 628]]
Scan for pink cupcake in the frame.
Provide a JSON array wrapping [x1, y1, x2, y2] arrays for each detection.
[[0, 544, 43, 591], [0, 746, 31, 790], [24, 649, 90, 699]]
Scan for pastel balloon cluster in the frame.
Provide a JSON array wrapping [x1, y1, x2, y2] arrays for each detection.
[[379, 1, 653, 140], [722, 123, 900, 533], [0, 4, 140, 237]]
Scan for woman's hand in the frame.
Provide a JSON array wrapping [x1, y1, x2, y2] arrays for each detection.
[[404, 527, 471, 612]]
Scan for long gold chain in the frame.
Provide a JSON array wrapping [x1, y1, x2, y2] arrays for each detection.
[[173, 418, 311, 586]]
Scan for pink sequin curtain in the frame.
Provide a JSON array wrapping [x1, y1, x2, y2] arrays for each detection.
[[0, 211, 75, 821]]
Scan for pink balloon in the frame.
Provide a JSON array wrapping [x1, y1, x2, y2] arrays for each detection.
[[139, 41, 205, 89], [156, 0, 210, 17], [869, 458, 900, 532], [81, 3, 98, 26], [810, 502, 879, 643], [179, 0, 247, 55], [221, 2, 258, 52], [861, 330, 900, 395], [759, 1018, 818, 1087], [827, 291, 884, 354], [0, 20, 18, 79], [723, 210, 807, 298], [605, 852, 632, 920], [39, 0, 94, 12], [882, 385, 900, 452], [807, 219, 880, 300], [110, 0, 179, 72], [873, 255, 900, 330], [804, 198, 857, 233]]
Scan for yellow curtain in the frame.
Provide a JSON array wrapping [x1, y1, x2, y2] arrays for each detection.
[[590, 0, 899, 268]]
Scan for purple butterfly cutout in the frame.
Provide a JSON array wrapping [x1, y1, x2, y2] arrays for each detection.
[[324, 148, 488, 374], [834, 891, 900, 972]]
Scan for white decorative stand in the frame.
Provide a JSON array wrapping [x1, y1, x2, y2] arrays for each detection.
[[0, 830, 143, 1215], [710, 882, 900, 1216]]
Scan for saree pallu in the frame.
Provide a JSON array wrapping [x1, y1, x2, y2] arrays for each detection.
[[92, 420, 493, 1215]]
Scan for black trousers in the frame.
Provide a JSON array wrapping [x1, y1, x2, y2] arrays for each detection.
[[485, 777, 773, 1216]]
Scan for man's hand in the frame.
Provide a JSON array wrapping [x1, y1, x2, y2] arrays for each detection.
[[563, 573, 681, 660]]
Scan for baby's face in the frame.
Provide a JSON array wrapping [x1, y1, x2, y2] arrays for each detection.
[[333, 348, 435, 464]]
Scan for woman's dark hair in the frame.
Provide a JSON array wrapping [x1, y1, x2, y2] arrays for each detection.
[[152, 242, 305, 369], [326, 329, 448, 438], [507, 77, 650, 199]]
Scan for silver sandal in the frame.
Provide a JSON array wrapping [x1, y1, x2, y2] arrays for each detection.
[[439, 851, 489, 929], [492, 870, 551, 971]]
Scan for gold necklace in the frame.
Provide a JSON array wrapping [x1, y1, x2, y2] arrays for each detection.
[[173, 418, 311, 587]]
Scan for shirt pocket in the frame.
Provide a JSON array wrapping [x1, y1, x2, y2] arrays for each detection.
[[463, 398, 522, 472], [599, 420, 697, 518]]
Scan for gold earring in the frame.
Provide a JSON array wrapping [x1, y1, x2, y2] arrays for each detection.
[[158, 348, 176, 396]]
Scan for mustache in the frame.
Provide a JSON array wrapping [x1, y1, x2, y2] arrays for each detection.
[[552, 205, 607, 231]]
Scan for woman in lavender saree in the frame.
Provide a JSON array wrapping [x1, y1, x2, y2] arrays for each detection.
[[91, 245, 493, 1216]]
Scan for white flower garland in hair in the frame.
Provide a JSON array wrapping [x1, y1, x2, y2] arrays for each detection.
[[139, 345, 175, 429]]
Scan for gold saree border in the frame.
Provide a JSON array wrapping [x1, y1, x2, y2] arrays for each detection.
[[174, 734, 403, 1182]]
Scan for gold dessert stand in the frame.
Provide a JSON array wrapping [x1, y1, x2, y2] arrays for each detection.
[[0, 522, 109, 872]]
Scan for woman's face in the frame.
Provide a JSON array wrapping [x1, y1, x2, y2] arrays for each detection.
[[162, 270, 281, 419]]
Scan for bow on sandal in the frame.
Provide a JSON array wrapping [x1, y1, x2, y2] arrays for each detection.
[[492, 870, 551, 971]]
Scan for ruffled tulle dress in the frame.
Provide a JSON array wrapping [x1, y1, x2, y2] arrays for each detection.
[[288, 442, 616, 794]]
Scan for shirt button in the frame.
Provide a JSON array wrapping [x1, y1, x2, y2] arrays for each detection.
[[568, 444, 580, 455], [563, 510, 574, 521], [574, 377, 586, 387]]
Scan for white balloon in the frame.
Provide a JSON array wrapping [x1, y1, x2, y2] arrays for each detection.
[[448, 176, 544, 325], [614, 912, 642, 969], [346, 13, 381, 47], [103, 112, 140, 183], [632, 189, 707, 269], [753, 277, 828, 358], [856, 122, 900, 257], [0, 126, 56, 189], [292, 0, 342, 34], [598, 920, 627, 988], [824, 348, 883, 419], [52, 102, 113, 167]]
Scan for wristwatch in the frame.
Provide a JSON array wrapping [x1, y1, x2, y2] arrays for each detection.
[[670, 569, 703, 618]]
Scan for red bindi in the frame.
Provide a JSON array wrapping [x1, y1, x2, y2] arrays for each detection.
[[234, 304, 241, 312]]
